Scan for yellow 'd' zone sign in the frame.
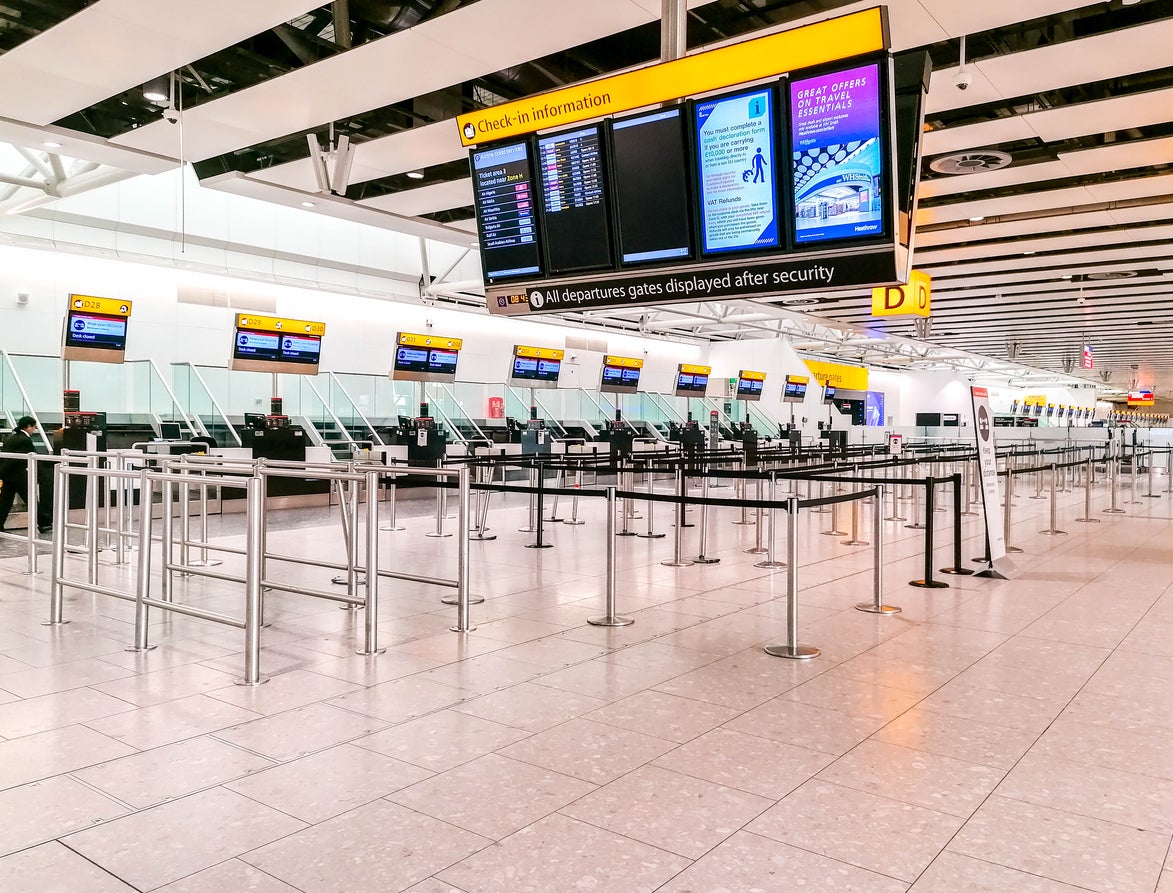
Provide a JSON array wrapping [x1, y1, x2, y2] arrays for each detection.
[[872, 270, 931, 317], [803, 360, 868, 391], [740, 370, 767, 381], [70, 294, 132, 317], [456, 7, 888, 146], [516, 345, 564, 360], [237, 313, 325, 336], [398, 331, 462, 349], [681, 364, 711, 375], [604, 355, 644, 369]]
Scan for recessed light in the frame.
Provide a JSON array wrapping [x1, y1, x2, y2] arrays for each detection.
[[1023, 250, 1035, 255], [406, 171, 425, 180], [968, 215, 985, 223], [42, 140, 62, 149], [300, 201, 316, 208], [1061, 274, 1073, 280]]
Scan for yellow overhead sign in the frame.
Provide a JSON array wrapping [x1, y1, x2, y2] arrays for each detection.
[[398, 331, 462, 349], [1023, 395, 1046, 406], [456, 7, 888, 146], [604, 355, 644, 369], [785, 374, 810, 384], [70, 295, 132, 317], [236, 313, 325, 336], [740, 370, 768, 381], [871, 270, 931, 317], [803, 360, 868, 391], [516, 345, 565, 360], [680, 364, 711, 375]]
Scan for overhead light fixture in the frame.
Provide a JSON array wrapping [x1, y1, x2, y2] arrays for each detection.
[[143, 75, 170, 105], [300, 200, 316, 208], [1023, 250, 1035, 255], [968, 215, 985, 222], [406, 171, 425, 180], [42, 140, 62, 149], [1061, 274, 1073, 279]]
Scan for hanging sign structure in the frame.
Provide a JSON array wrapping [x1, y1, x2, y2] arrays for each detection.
[[871, 270, 930, 317]]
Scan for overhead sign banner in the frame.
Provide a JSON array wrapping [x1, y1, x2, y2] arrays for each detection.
[[871, 270, 930, 317], [70, 295, 132, 317], [971, 386, 1012, 576], [491, 247, 901, 315], [802, 359, 868, 391], [1082, 344, 1094, 370], [236, 314, 325, 336], [455, 7, 888, 146]]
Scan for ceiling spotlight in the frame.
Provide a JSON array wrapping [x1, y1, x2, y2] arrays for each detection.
[[968, 215, 985, 222], [1061, 274, 1073, 279], [143, 76, 170, 104], [406, 171, 425, 180], [42, 140, 62, 149], [1023, 250, 1035, 255], [300, 200, 316, 208]]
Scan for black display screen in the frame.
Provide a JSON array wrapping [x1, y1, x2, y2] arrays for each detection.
[[537, 124, 612, 273], [784, 378, 808, 401], [676, 373, 708, 393], [823, 386, 836, 403], [471, 141, 542, 282], [602, 366, 623, 384], [737, 378, 764, 398], [65, 311, 127, 352], [277, 333, 321, 365], [611, 108, 693, 265], [428, 349, 459, 375], [394, 346, 430, 374], [512, 356, 561, 383], [233, 329, 280, 362]]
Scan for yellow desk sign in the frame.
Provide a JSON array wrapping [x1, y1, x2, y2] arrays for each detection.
[[1024, 395, 1046, 407], [236, 314, 325, 336], [516, 345, 565, 360], [740, 370, 768, 381], [398, 331, 462, 350], [785, 374, 809, 384], [604, 355, 643, 369], [680, 364, 711, 375], [803, 359, 868, 391], [457, 7, 888, 146], [70, 295, 132, 317], [872, 270, 930, 318]]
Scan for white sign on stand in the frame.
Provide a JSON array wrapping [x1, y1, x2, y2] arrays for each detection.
[[970, 386, 1011, 576], [887, 433, 903, 456]]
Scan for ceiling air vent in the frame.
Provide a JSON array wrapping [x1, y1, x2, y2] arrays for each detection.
[[1084, 270, 1137, 281], [928, 150, 1012, 175]]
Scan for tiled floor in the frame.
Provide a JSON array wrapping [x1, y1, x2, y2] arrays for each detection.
[[0, 471, 1171, 892]]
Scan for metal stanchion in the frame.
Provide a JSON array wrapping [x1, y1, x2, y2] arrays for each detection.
[[160, 475, 174, 603], [1166, 449, 1172, 495], [904, 479, 925, 530], [691, 470, 720, 564], [636, 463, 664, 539], [1002, 472, 1024, 551], [754, 472, 786, 570], [885, 474, 906, 521], [1127, 455, 1141, 505], [45, 465, 69, 627], [616, 470, 637, 537], [746, 476, 768, 553], [1104, 457, 1126, 514], [380, 475, 405, 531], [841, 489, 869, 546], [332, 478, 363, 597], [86, 456, 99, 586], [1075, 458, 1100, 523], [1145, 451, 1160, 498], [357, 468, 386, 654], [450, 466, 478, 631], [1030, 465, 1045, 500], [732, 466, 754, 525], [426, 475, 452, 538], [590, 487, 634, 627], [525, 462, 553, 549], [564, 462, 586, 525], [1039, 464, 1067, 535], [910, 480, 949, 589], [764, 498, 819, 660], [812, 478, 831, 513], [857, 485, 900, 615], [545, 467, 566, 522], [821, 483, 848, 536], [237, 474, 268, 685], [940, 473, 974, 576], [129, 469, 156, 653], [469, 462, 496, 541], [661, 469, 694, 568]]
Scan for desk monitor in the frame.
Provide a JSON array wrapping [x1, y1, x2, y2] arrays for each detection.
[[736, 370, 766, 402], [675, 364, 710, 397], [783, 375, 808, 404], [600, 355, 642, 394], [392, 332, 462, 382], [159, 422, 183, 440], [230, 314, 324, 375], [509, 345, 563, 389]]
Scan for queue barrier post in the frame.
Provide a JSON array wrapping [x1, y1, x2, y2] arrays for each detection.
[[857, 485, 900, 615], [590, 486, 634, 627], [1040, 463, 1067, 536], [692, 468, 720, 564], [910, 478, 949, 589], [1104, 457, 1126, 514], [237, 474, 268, 685], [1145, 450, 1160, 498], [746, 475, 769, 554], [662, 468, 694, 568], [754, 472, 786, 570], [764, 497, 819, 660], [940, 473, 974, 576], [46, 464, 70, 626], [841, 486, 869, 547]]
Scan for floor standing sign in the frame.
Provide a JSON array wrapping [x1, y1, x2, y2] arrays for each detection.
[[971, 386, 1012, 577]]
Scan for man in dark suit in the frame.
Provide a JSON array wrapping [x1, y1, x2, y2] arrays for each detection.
[[0, 416, 52, 533]]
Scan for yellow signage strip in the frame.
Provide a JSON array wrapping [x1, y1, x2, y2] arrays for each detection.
[[398, 331, 462, 350], [604, 355, 644, 369], [785, 374, 809, 384], [803, 359, 868, 391], [740, 370, 768, 381], [457, 7, 888, 146], [236, 313, 325, 336], [680, 364, 711, 375], [70, 295, 132, 317], [516, 345, 565, 360]]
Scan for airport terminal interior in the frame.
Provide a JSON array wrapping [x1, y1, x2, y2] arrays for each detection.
[[0, 1, 1172, 891]]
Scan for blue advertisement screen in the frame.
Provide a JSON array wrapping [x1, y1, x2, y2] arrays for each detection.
[[790, 63, 884, 244], [694, 87, 779, 255], [865, 390, 885, 426]]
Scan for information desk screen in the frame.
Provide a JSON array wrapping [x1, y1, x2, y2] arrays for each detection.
[[783, 376, 808, 403], [233, 327, 322, 373], [511, 355, 561, 384], [601, 364, 641, 394], [823, 385, 837, 403], [471, 141, 542, 283], [694, 86, 780, 255], [790, 61, 885, 245], [611, 108, 693, 265], [675, 372, 709, 394], [537, 124, 612, 273], [736, 377, 764, 400], [64, 310, 127, 355], [393, 345, 460, 380]]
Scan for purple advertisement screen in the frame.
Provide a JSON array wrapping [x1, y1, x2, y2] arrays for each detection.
[[790, 63, 884, 244]]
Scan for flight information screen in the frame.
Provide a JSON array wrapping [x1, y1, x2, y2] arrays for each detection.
[[694, 86, 780, 255], [278, 333, 322, 366], [512, 356, 561, 383], [783, 376, 808, 402], [428, 349, 459, 375], [676, 372, 708, 393], [471, 141, 542, 282], [233, 329, 280, 362], [537, 124, 612, 273], [737, 377, 764, 398], [611, 108, 693, 264], [790, 62, 885, 244], [64, 311, 127, 352]]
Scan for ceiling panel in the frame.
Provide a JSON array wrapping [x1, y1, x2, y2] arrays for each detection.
[[921, 117, 1038, 159], [0, 0, 322, 126], [916, 185, 1097, 226], [1026, 86, 1173, 144], [915, 211, 1117, 247], [919, 160, 1070, 200], [358, 179, 475, 217], [1058, 136, 1173, 177], [916, 0, 1089, 36], [916, 224, 1173, 265], [1084, 173, 1173, 203]]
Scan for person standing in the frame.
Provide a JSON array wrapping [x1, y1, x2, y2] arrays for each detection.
[[0, 417, 52, 533]]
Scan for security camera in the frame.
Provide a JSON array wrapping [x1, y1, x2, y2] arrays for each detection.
[[162, 108, 180, 125], [953, 70, 973, 91]]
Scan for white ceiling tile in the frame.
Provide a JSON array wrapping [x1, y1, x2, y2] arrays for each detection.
[[1109, 202, 1173, 225], [925, 65, 1001, 114], [1025, 86, 1173, 143], [359, 179, 474, 217], [1058, 136, 1173, 176], [915, 210, 1116, 246], [917, 185, 1096, 226], [919, 160, 1070, 200], [922, 116, 1037, 157], [915, 224, 1173, 264], [916, 0, 1090, 37], [1084, 173, 1173, 203]]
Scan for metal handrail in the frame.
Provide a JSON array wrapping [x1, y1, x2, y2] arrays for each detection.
[[146, 358, 205, 438], [326, 372, 385, 447], [434, 382, 489, 442], [173, 363, 242, 447], [646, 392, 687, 425], [530, 391, 569, 437], [0, 349, 51, 451], [301, 376, 354, 447]]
